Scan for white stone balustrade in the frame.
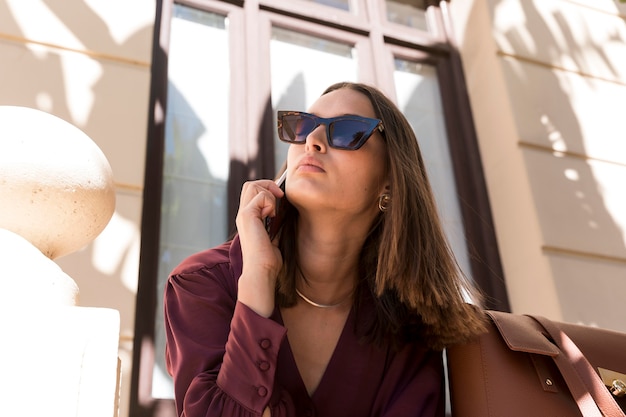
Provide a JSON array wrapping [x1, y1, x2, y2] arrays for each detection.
[[0, 106, 120, 417]]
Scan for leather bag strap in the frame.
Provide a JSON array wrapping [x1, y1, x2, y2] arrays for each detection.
[[530, 315, 626, 417]]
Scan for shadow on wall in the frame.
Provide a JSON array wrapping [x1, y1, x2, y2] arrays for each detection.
[[0, 1, 155, 416], [0, 0, 152, 324], [485, 0, 626, 327]]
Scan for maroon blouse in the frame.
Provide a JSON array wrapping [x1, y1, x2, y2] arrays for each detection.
[[164, 236, 444, 417]]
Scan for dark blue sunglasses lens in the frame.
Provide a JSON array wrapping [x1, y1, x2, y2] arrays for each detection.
[[328, 120, 370, 149]]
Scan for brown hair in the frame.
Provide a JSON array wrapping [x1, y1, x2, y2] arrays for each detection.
[[276, 81, 486, 350]]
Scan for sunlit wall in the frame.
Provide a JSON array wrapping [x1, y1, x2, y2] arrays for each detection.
[[0, 1, 155, 416], [451, 0, 626, 330]]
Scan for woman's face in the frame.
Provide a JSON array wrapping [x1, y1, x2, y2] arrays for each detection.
[[285, 88, 389, 221]]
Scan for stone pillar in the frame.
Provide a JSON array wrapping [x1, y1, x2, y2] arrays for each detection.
[[0, 106, 120, 417]]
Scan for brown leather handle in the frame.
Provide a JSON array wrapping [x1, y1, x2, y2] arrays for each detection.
[[530, 315, 626, 417]]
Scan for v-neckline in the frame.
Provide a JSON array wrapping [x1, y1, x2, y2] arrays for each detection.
[[277, 304, 355, 400]]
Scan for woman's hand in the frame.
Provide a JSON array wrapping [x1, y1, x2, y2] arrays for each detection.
[[235, 179, 285, 318]]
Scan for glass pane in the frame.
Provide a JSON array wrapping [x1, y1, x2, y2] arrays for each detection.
[[152, 5, 230, 399], [386, 0, 428, 31], [301, 0, 350, 12], [270, 27, 357, 171], [393, 59, 472, 278]]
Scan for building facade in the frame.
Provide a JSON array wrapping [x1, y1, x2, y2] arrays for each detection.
[[1, 0, 625, 416]]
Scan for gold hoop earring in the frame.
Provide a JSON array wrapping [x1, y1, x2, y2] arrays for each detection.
[[378, 193, 391, 212]]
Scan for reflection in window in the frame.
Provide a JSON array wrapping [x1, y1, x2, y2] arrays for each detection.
[[386, 0, 428, 31], [152, 5, 230, 399], [301, 0, 350, 12], [270, 27, 357, 170], [393, 59, 471, 278]]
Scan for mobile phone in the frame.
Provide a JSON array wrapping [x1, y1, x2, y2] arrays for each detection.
[[265, 170, 288, 240]]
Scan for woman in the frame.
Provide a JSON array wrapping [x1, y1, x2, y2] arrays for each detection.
[[164, 82, 486, 416]]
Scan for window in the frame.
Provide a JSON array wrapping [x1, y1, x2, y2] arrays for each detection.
[[385, 0, 429, 30], [131, 1, 508, 415], [302, 0, 349, 12], [270, 27, 358, 167], [152, 5, 231, 400], [393, 57, 471, 275]]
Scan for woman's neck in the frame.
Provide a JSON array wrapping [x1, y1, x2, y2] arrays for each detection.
[[294, 216, 366, 305]]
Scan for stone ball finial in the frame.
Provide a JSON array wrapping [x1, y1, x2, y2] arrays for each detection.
[[0, 106, 116, 260]]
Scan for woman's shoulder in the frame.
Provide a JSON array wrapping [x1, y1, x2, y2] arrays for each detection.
[[168, 235, 243, 295], [171, 240, 230, 274]]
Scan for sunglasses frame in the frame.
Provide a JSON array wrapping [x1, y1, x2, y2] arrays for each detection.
[[277, 111, 384, 150]]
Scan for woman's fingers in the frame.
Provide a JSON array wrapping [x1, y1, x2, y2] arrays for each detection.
[[237, 180, 285, 228], [235, 180, 286, 317]]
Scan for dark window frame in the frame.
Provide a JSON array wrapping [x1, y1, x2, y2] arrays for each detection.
[[130, 1, 509, 415]]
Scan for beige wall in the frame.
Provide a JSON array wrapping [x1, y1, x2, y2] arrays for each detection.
[[450, 0, 626, 331], [0, 1, 155, 416]]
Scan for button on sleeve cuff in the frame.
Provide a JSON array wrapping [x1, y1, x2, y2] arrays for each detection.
[[217, 301, 287, 413]]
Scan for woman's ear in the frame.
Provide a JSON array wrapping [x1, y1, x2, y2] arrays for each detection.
[[380, 180, 391, 195]]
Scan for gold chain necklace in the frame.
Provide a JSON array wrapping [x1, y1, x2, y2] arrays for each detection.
[[295, 287, 353, 308]]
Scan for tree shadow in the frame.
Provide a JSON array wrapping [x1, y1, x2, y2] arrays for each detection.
[[1, 2, 155, 415], [488, 0, 626, 328]]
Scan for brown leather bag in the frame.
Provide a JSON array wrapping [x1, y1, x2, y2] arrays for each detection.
[[446, 311, 626, 417]]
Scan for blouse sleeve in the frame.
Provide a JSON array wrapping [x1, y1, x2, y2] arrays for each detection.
[[164, 263, 296, 416]]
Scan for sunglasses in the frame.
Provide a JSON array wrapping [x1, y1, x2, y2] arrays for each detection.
[[277, 111, 384, 150]]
